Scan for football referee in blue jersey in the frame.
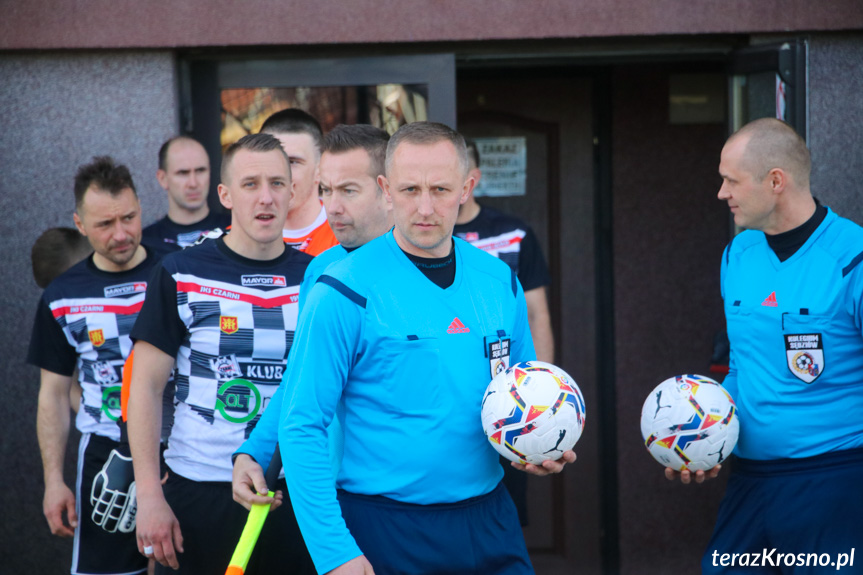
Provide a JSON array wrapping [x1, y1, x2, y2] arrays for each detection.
[[669, 119, 863, 574], [279, 122, 576, 575]]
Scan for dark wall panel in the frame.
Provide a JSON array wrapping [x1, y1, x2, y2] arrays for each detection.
[[808, 34, 863, 226], [459, 73, 600, 574], [611, 64, 730, 575], [0, 52, 176, 572]]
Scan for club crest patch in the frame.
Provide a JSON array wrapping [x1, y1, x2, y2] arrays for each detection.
[[210, 354, 243, 382], [93, 361, 119, 386], [488, 337, 511, 379], [89, 329, 105, 347], [220, 316, 239, 334], [785, 333, 824, 384]]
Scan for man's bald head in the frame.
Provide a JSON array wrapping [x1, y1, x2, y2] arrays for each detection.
[[728, 118, 811, 189]]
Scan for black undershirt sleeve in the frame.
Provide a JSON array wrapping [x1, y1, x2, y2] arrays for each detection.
[[130, 264, 187, 358], [27, 296, 78, 376]]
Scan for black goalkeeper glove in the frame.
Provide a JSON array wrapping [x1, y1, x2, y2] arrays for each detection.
[[90, 447, 137, 533]]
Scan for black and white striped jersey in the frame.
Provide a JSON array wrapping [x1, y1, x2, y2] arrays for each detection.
[[131, 237, 311, 481], [28, 250, 161, 440]]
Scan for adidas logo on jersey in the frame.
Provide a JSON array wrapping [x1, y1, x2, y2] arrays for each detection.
[[762, 291, 778, 307], [447, 317, 470, 334]]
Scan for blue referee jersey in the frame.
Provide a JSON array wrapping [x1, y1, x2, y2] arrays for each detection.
[[721, 207, 863, 460], [279, 231, 535, 573]]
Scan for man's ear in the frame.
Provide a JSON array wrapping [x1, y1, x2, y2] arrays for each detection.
[[468, 167, 482, 189], [312, 162, 321, 189], [156, 169, 169, 191], [378, 175, 391, 202], [72, 211, 87, 237], [460, 175, 476, 206], [768, 168, 787, 194], [217, 183, 233, 210]]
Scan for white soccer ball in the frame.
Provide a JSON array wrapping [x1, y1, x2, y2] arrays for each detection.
[[640, 374, 739, 472], [481, 361, 586, 465]]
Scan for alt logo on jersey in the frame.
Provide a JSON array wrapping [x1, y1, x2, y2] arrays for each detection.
[[216, 378, 262, 424], [220, 316, 239, 334], [101, 385, 122, 421], [104, 282, 147, 298], [241, 275, 287, 287], [447, 317, 470, 334], [89, 329, 106, 347], [762, 291, 778, 307]]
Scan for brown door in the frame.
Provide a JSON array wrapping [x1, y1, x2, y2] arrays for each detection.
[[458, 70, 601, 574]]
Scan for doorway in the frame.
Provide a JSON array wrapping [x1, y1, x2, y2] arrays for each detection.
[[458, 68, 603, 574]]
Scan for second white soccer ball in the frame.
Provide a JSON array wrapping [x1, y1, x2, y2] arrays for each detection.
[[640, 374, 739, 472], [481, 361, 586, 465]]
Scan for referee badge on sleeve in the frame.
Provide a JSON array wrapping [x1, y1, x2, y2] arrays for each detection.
[[785, 333, 824, 384]]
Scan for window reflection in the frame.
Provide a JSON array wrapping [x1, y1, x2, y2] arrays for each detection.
[[221, 84, 428, 147]]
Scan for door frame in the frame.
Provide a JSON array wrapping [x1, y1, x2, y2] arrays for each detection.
[[728, 39, 808, 137], [179, 53, 456, 204]]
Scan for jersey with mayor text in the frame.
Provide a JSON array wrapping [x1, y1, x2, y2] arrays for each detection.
[[131, 237, 311, 481], [28, 251, 161, 441]]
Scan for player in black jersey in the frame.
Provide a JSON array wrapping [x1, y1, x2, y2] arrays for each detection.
[[28, 157, 156, 575], [143, 136, 231, 256], [31, 226, 94, 414], [128, 133, 314, 574]]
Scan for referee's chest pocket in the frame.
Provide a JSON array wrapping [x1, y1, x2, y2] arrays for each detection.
[[724, 299, 752, 344], [373, 336, 443, 412]]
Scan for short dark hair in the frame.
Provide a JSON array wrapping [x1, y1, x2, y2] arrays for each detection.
[[74, 156, 137, 210], [465, 139, 480, 169], [158, 136, 205, 171], [31, 227, 92, 288], [385, 122, 468, 176], [259, 108, 324, 154], [323, 124, 390, 179], [221, 133, 291, 184]]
